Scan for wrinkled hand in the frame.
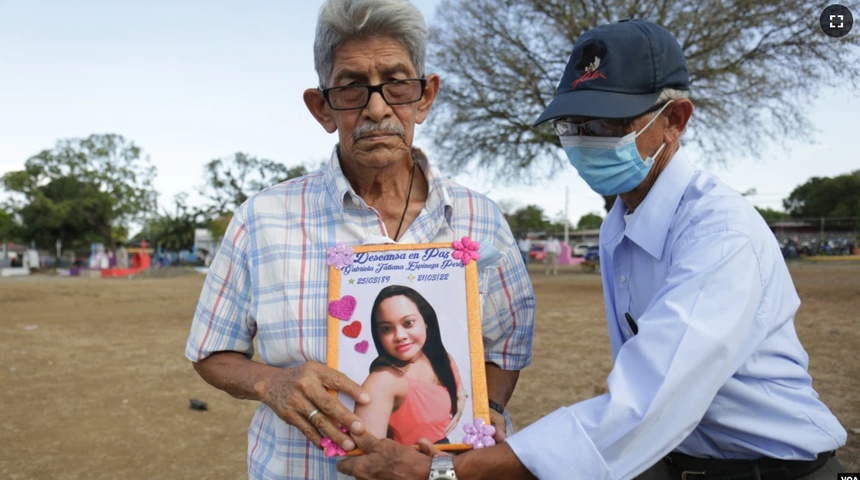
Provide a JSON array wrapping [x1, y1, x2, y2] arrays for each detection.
[[337, 431, 444, 480], [489, 409, 506, 442], [262, 362, 369, 452]]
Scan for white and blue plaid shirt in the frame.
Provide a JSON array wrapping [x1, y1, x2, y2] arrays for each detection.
[[186, 147, 535, 479]]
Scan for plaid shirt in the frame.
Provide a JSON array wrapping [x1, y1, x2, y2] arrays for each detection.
[[186, 147, 535, 479]]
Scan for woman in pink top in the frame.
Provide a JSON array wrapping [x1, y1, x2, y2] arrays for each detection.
[[355, 285, 467, 445]]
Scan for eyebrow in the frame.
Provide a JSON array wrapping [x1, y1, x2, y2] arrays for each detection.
[[332, 62, 416, 85]]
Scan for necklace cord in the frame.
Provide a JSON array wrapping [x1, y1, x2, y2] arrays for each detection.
[[393, 161, 416, 241]]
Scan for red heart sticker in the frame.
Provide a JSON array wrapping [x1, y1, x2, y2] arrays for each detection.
[[342, 321, 362, 338], [354, 340, 369, 354], [328, 295, 356, 321]]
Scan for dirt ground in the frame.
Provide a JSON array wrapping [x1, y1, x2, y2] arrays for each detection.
[[1, 261, 857, 479]]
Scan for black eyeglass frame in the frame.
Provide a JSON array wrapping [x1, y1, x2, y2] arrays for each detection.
[[320, 77, 428, 111]]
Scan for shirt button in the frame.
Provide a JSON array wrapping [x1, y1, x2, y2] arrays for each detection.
[[619, 274, 627, 283], [371, 227, 380, 235]]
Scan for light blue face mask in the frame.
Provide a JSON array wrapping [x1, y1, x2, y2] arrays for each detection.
[[560, 102, 670, 196]]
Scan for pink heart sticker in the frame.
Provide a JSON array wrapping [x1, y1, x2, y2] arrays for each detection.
[[328, 295, 356, 321], [354, 340, 369, 354], [342, 321, 362, 338]]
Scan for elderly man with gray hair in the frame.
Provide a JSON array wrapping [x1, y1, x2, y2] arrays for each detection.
[[185, 0, 535, 478]]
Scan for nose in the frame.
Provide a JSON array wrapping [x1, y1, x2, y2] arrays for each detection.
[[394, 326, 408, 340], [363, 89, 391, 121]]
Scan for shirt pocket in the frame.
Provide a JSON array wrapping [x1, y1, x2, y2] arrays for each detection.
[[475, 241, 504, 302]]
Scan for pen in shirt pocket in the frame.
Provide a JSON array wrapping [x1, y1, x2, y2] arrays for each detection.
[[624, 312, 639, 335]]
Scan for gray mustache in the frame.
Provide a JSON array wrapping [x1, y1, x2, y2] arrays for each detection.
[[353, 122, 406, 141]]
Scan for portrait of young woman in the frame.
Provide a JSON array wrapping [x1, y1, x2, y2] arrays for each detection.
[[327, 243, 489, 451], [354, 285, 468, 445]]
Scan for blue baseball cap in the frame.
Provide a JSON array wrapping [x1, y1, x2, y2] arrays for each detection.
[[534, 19, 689, 125]]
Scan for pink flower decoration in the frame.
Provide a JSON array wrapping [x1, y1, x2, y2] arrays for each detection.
[[326, 243, 354, 270], [462, 418, 496, 449], [452, 236, 480, 265], [320, 428, 350, 457], [320, 437, 347, 457]]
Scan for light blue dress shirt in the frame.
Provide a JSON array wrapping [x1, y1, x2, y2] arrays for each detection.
[[506, 151, 846, 480]]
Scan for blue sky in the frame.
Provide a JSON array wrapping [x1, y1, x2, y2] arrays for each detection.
[[1, 0, 857, 229]]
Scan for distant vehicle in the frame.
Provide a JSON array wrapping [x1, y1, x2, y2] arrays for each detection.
[[573, 242, 598, 257], [529, 244, 545, 261]]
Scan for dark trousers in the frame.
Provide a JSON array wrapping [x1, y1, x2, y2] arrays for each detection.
[[636, 451, 843, 480]]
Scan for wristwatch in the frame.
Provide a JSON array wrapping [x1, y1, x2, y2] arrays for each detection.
[[428, 454, 457, 480]]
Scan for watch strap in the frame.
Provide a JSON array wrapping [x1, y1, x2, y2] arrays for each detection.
[[428, 454, 457, 480], [488, 399, 505, 415]]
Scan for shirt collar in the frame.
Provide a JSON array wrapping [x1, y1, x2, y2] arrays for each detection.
[[416, 149, 454, 229], [324, 146, 353, 216], [607, 148, 697, 260], [323, 145, 455, 229]]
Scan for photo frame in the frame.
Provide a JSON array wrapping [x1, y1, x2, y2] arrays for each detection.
[[326, 241, 489, 453]]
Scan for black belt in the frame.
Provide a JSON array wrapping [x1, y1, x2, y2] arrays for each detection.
[[662, 450, 835, 480]]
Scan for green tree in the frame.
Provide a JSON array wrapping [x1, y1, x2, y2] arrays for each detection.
[[0, 205, 18, 242], [143, 194, 202, 252], [199, 152, 309, 214], [205, 212, 233, 244], [14, 176, 114, 249], [505, 204, 551, 234], [755, 206, 789, 224], [1, 134, 156, 249], [576, 212, 603, 230], [783, 170, 860, 220], [111, 225, 130, 246], [425, 0, 859, 192], [546, 215, 570, 235]]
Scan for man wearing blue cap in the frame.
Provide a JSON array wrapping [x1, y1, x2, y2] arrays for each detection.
[[339, 19, 846, 480]]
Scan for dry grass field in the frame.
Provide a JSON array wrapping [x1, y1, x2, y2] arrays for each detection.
[[1, 260, 857, 479]]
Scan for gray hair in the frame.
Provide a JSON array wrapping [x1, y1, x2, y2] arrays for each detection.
[[644, 88, 690, 135], [313, 0, 428, 88], [640, 88, 690, 120], [655, 88, 689, 105]]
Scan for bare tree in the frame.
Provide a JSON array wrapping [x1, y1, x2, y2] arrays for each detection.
[[426, 0, 860, 184], [197, 152, 309, 215]]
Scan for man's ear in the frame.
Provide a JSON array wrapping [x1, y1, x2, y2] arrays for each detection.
[[304, 88, 337, 133], [414, 74, 440, 125], [663, 98, 693, 144]]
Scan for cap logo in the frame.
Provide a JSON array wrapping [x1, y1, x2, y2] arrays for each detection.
[[571, 43, 607, 90]]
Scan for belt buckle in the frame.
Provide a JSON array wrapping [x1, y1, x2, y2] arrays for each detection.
[[680, 471, 706, 480]]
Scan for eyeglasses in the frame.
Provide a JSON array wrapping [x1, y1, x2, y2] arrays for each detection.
[[553, 102, 670, 137], [321, 78, 427, 111], [552, 117, 629, 137]]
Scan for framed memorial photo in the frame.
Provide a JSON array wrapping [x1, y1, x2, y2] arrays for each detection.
[[326, 241, 489, 453]]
